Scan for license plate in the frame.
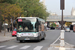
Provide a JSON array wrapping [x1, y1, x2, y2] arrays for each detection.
[[25, 38, 30, 40]]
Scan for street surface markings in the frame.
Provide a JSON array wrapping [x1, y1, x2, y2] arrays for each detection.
[[0, 46, 6, 48], [33, 46, 43, 50], [20, 45, 30, 49], [6, 45, 18, 49]]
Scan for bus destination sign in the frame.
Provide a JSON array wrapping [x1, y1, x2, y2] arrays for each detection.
[[18, 19, 22, 22]]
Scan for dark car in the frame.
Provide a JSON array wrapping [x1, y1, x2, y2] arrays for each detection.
[[73, 25, 75, 32], [50, 27, 55, 30], [70, 25, 73, 30]]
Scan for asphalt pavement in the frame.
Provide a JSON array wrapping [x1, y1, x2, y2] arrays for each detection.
[[65, 31, 75, 45], [0, 30, 60, 50], [1, 30, 75, 50], [48, 30, 75, 50]]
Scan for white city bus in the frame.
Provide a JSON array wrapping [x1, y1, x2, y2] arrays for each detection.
[[16, 17, 46, 42]]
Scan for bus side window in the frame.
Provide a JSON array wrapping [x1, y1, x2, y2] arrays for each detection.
[[41, 24, 44, 31], [39, 23, 41, 31], [35, 19, 40, 32]]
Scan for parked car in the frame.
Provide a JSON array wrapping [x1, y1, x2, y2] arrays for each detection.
[[65, 27, 70, 32], [70, 25, 73, 30], [12, 28, 17, 37]]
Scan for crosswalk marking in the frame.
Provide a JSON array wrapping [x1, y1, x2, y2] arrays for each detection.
[[20, 45, 30, 49], [0, 46, 6, 48], [0, 45, 44, 50], [33, 46, 43, 50], [6, 45, 18, 49]]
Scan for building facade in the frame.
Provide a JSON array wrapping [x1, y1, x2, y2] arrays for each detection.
[[42, 0, 45, 5]]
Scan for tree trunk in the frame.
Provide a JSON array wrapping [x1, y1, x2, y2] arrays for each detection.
[[0, 21, 1, 32]]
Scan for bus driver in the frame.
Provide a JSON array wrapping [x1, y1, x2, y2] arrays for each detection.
[[18, 26, 23, 31]]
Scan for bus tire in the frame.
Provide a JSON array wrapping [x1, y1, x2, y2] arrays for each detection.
[[42, 38, 45, 40], [20, 40, 23, 43], [42, 34, 46, 40], [38, 35, 41, 42], [38, 39, 41, 42]]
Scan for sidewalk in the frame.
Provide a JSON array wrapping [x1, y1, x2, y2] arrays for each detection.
[[0, 30, 16, 43]]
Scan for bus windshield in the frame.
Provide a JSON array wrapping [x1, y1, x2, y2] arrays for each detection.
[[16, 18, 41, 32], [17, 20, 35, 32]]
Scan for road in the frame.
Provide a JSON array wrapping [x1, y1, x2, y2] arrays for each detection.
[[65, 30, 75, 45], [0, 30, 60, 50]]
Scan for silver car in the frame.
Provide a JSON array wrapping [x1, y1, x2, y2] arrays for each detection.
[[65, 27, 70, 32]]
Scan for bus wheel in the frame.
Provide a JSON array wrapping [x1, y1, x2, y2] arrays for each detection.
[[42, 37, 45, 40], [38, 35, 41, 42], [42, 34, 46, 40], [38, 39, 41, 42], [20, 40, 23, 43], [42, 36, 45, 40]]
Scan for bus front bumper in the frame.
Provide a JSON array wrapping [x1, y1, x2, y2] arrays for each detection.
[[17, 37, 40, 41]]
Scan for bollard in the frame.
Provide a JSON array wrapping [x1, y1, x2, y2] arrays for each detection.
[[60, 30, 65, 47]]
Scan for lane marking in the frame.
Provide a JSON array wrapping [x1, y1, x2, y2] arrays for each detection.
[[33, 46, 43, 50], [51, 36, 60, 45], [6, 45, 18, 49], [48, 34, 60, 49], [0, 46, 6, 48], [20, 45, 30, 49]]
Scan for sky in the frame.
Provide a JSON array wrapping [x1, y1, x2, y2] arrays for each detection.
[[40, 0, 75, 15]]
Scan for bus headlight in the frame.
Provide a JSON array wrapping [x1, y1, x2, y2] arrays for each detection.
[[33, 33, 38, 37], [17, 34, 21, 37]]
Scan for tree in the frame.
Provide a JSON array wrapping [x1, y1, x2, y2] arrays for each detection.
[[0, 10, 3, 32], [16, 0, 49, 19], [0, 3, 23, 25], [51, 23, 56, 27], [0, 0, 16, 4], [0, 0, 49, 23]]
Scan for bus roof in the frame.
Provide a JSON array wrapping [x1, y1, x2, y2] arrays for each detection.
[[17, 17, 38, 19], [17, 17, 45, 23]]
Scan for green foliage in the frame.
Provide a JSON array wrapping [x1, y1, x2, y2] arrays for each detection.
[[0, 0, 16, 4], [16, 0, 49, 19], [0, 0, 49, 24], [0, 3, 23, 25], [50, 23, 56, 27]]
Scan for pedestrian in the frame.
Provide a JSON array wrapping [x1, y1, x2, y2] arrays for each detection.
[[18, 26, 23, 31], [7, 26, 9, 32], [10, 26, 12, 31], [14, 27, 16, 31]]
